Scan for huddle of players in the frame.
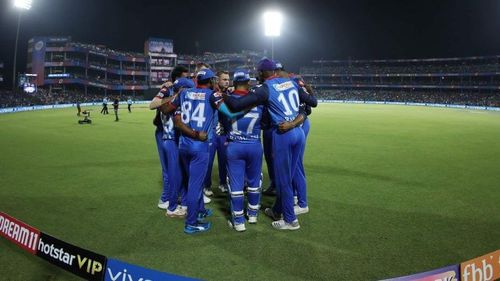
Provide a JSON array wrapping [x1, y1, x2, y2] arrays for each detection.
[[150, 58, 317, 234]]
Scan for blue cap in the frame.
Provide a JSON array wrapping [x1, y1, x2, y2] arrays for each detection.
[[196, 69, 215, 81], [233, 69, 251, 82], [256, 58, 276, 71], [173, 77, 195, 91], [274, 61, 284, 70]]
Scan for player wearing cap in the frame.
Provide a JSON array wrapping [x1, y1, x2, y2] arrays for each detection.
[[161, 68, 244, 234], [223, 58, 317, 230], [223, 69, 264, 232], [260, 62, 282, 196], [203, 70, 231, 197]]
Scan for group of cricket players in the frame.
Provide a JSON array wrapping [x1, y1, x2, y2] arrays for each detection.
[[150, 58, 317, 234]]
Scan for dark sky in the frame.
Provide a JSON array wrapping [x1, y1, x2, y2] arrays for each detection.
[[0, 0, 499, 84]]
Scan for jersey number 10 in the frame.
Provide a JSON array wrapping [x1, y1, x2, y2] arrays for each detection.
[[278, 89, 300, 116]]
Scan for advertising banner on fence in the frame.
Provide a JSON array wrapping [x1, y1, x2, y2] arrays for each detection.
[[36, 232, 107, 281], [461, 250, 500, 281], [0, 212, 40, 255], [105, 258, 200, 281], [381, 264, 459, 281]]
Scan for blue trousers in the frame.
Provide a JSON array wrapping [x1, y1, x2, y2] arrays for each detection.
[[293, 118, 310, 208], [272, 127, 305, 223], [155, 130, 169, 202], [204, 135, 228, 188], [160, 139, 184, 212], [226, 142, 263, 224], [179, 149, 209, 226], [262, 128, 275, 189]]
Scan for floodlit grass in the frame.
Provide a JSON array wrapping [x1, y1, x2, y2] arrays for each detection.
[[1, 103, 499, 280]]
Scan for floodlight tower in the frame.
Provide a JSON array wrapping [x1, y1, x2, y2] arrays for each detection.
[[263, 11, 283, 60], [12, 0, 32, 90]]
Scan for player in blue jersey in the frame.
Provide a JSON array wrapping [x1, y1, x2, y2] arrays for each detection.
[[261, 60, 285, 196], [222, 69, 264, 232], [223, 58, 317, 230], [150, 66, 189, 210], [290, 74, 315, 215], [159, 78, 195, 218], [203, 70, 231, 197], [162, 68, 244, 234], [277, 62, 317, 215], [261, 98, 276, 197]]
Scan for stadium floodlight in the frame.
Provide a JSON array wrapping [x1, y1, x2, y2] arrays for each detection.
[[12, 0, 32, 90], [263, 11, 283, 37], [263, 11, 282, 60], [14, 0, 32, 10]]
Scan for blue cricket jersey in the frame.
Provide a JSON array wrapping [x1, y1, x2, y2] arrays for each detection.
[[224, 89, 263, 143], [160, 112, 176, 140], [223, 76, 317, 127], [172, 86, 222, 151]]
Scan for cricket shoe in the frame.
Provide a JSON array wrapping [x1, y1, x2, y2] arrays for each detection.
[[264, 208, 283, 221], [197, 209, 213, 222], [227, 220, 246, 232], [166, 206, 186, 218], [203, 194, 211, 204], [203, 188, 214, 197], [294, 206, 309, 215], [218, 184, 228, 193], [184, 222, 211, 234], [271, 219, 300, 231], [247, 216, 258, 224], [157, 200, 169, 210]]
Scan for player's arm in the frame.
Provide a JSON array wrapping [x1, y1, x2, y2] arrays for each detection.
[[218, 103, 246, 119], [173, 114, 207, 141], [150, 91, 167, 110], [223, 86, 268, 112], [305, 105, 312, 116], [149, 82, 173, 110], [297, 84, 318, 108], [158, 95, 179, 114], [211, 93, 246, 119], [278, 109, 306, 133]]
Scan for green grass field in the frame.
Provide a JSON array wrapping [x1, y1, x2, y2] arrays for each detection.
[[1, 103, 499, 281]]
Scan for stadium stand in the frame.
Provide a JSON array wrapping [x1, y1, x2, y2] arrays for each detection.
[[27, 37, 153, 97], [177, 50, 264, 74], [301, 56, 500, 106]]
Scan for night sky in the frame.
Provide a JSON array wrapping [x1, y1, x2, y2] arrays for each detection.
[[0, 0, 499, 84]]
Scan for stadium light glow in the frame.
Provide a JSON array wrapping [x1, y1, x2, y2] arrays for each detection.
[[263, 11, 283, 37], [12, 0, 32, 90], [14, 0, 32, 10]]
